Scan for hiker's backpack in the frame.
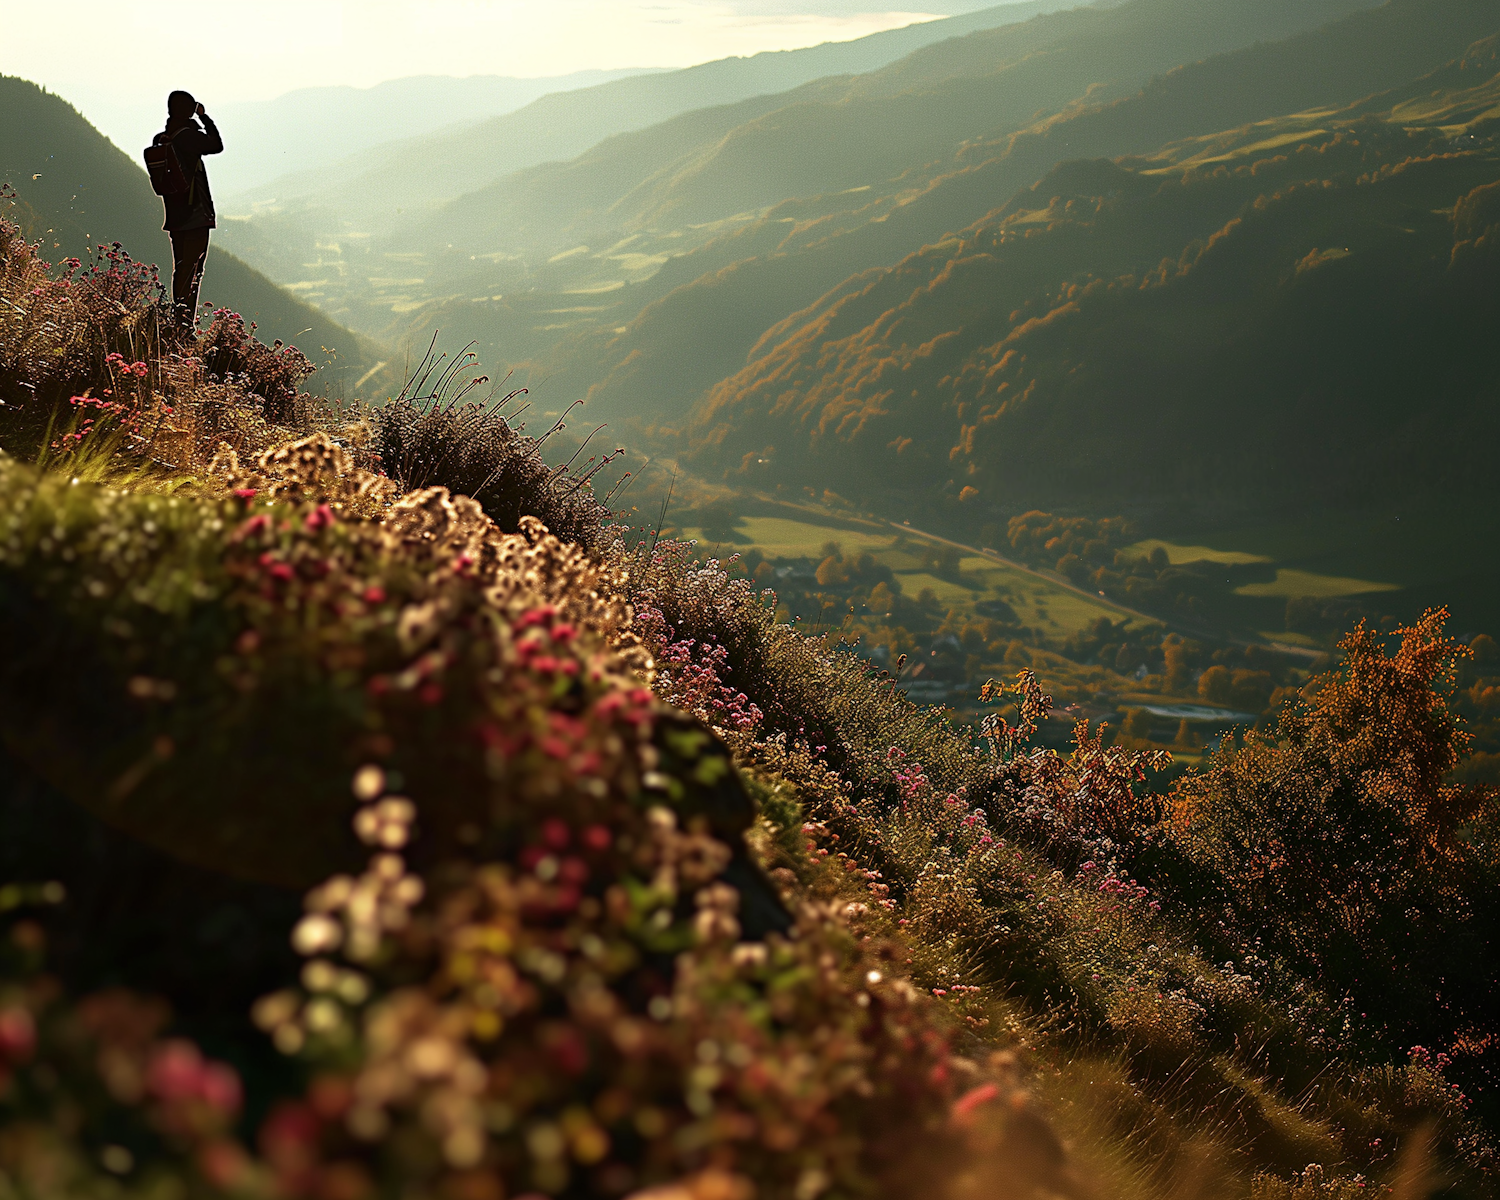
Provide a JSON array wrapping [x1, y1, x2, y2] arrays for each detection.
[[143, 136, 190, 196]]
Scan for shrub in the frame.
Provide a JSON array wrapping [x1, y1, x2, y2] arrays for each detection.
[[0, 219, 169, 458], [367, 345, 613, 549], [194, 307, 316, 427], [1152, 611, 1500, 1076], [0, 203, 319, 469], [1251, 1163, 1373, 1200], [613, 535, 1500, 1186], [0, 446, 1044, 1198]]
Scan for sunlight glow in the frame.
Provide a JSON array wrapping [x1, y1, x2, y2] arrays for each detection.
[[8, 2, 951, 104]]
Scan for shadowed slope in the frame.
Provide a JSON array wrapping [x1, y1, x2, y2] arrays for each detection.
[[552, 0, 1500, 428], [682, 52, 1500, 530]]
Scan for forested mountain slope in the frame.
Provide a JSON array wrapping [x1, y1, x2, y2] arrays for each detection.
[[0, 78, 387, 393], [212, 0, 1385, 352], [524, 0, 1500, 428], [682, 35, 1500, 527], [337, 0, 1425, 410]]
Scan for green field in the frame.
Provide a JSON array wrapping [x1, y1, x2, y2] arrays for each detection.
[[897, 571, 974, 608], [679, 492, 1500, 655], [1168, 504, 1496, 590], [683, 507, 1145, 640], [1257, 629, 1325, 650], [720, 515, 892, 559], [1126, 538, 1271, 566], [1235, 568, 1401, 599], [1145, 503, 1500, 631]]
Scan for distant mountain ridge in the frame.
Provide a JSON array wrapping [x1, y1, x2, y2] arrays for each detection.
[[0, 77, 388, 394], [215, 0, 1395, 370], [403, 0, 1382, 256], [225, 1, 1088, 221], [210, 69, 664, 195]]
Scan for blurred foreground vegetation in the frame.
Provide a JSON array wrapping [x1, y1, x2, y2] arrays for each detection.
[[3, 197, 1500, 1200]]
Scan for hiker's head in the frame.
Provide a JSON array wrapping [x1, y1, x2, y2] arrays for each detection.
[[167, 91, 197, 121]]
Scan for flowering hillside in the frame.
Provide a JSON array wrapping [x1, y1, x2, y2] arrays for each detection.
[[1, 202, 1497, 1199]]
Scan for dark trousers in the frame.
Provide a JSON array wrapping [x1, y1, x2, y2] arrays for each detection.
[[169, 227, 211, 324]]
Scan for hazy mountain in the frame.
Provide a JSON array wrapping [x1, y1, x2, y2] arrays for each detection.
[[681, 34, 1500, 526], [209, 69, 664, 195], [225, 1, 1086, 221], [0, 77, 388, 393], [413, 0, 1384, 262]]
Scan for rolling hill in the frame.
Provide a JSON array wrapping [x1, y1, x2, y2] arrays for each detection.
[[0, 76, 389, 395]]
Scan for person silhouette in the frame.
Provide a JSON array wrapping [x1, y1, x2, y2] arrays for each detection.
[[152, 90, 223, 326]]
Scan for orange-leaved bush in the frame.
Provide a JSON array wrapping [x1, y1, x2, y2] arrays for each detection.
[[1151, 611, 1500, 1073]]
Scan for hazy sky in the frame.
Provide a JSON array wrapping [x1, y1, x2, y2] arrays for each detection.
[[9, 2, 977, 111]]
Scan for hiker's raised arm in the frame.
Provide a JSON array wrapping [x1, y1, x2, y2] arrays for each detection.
[[198, 110, 224, 155]]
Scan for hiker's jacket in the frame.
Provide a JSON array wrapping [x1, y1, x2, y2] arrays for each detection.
[[155, 115, 223, 232]]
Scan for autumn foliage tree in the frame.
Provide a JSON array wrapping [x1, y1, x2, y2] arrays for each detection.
[[1152, 610, 1500, 1064]]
